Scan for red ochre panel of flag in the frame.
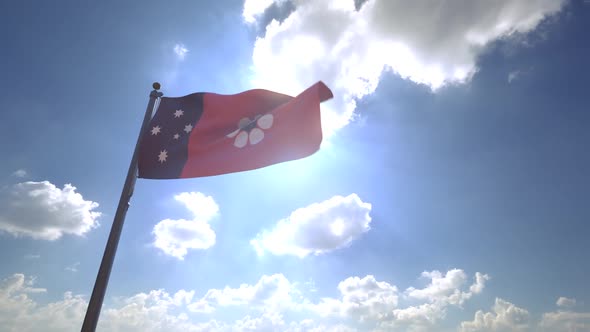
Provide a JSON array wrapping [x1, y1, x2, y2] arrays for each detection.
[[138, 81, 333, 179]]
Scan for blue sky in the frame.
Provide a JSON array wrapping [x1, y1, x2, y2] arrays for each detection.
[[1, 0, 589, 331]]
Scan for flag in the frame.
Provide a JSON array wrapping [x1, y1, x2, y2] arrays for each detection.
[[138, 81, 333, 179]]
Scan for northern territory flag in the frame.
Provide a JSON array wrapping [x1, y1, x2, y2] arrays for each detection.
[[138, 81, 333, 179]]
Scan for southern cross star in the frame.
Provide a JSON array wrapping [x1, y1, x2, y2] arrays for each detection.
[[151, 125, 161, 135], [173, 133, 180, 140], [184, 124, 193, 133], [174, 109, 184, 118], [158, 150, 168, 163]]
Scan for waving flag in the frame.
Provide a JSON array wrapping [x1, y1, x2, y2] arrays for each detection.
[[138, 81, 333, 179]]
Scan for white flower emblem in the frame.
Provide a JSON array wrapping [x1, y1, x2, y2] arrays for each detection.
[[227, 114, 273, 148]]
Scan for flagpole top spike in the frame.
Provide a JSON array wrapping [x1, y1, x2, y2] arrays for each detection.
[[152, 82, 161, 90]]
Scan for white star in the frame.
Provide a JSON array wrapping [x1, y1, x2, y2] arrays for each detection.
[[158, 150, 168, 163], [151, 126, 161, 135], [184, 124, 193, 133], [174, 109, 184, 118], [173, 133, 180, 140]]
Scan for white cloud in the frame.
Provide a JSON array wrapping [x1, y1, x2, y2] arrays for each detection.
[[406, 270, 489, 305], [556, 296, 576, 308], [243, 0, 276, 23], [460, 298, 530, 332], [0, 274, 87, 332], [188, 273, 297, 313], [406, 269, 470, 301], [173, 43, 188, 60], [0, 181, 100, 240], [313, 275, 398, 321], [469, 273, 490, 294], [0, 272, 349, 332], [152, 192, 219, 259], [11, 169, 27, 178], [539, 310, 590, 332], [24, 254, 40, 259], [377, 270, 489, 331], [508, 70, 521, 83], [100, 289, 202, 332], [250, 193, 372, 258], [6, 270, 587, 332], [247, 0, 566, 136], [461, 297, 590, 332], [153, 219, 215, 259], [305, 269, 489, 331], [65, 262, 80, 273], [173, 192, 219, 221]]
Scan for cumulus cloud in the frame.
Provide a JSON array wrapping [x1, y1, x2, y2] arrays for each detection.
[[406, 270, 489, 305], [0, 273, 87, 332], [250, 193, 372, 258], [243, 0, 277, 23], [378, 270, 489, 331], [152, 192, 219, 259], [173, 43, 188, 60], [246, 0, 566, 135], [313, 275, 398, 321], [188, 273, 297, 313], [3, 269, 590, 332], [304, 269, 489, 331], [11, 169, 27, 178], [539, 310, 590, 331], [0, 273, 349, 332], [556, 296, 576, 308], [462, 297, 590, 332], [174, 192, 219, 221], [0, 181, 100, 240], [460, 298, 531, 332]]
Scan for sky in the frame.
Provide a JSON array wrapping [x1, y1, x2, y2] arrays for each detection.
[[0, 0, 589, 331]]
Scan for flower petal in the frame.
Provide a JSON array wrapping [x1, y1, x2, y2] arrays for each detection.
[[249, 128, 264, 145], [227, 128, 240, 138], [257, 114, 273, 129], [234, 131, 248, 148]]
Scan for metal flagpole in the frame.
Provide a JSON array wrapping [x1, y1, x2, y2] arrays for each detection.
[[81, 83, 163, 332]]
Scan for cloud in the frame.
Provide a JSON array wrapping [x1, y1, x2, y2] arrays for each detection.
[[243, 0, 276, 23], [304, 269, 489, 331], [406, 270, 489, 305], [379, 270, 489, 331], [1, 269, 588, 332], [250, 193, 372, 258], [65, 262, 80, 273], [460, 298, 530, 332], [0, 272, 349, 332], [173, 43, 188, 60], [173, 192, 219, 221], [556, 296, 576, 308], [461, 297, 590, 332], [0, 181, 100, 240], [313, 275, 398, 321], [24, 254, 40, 260], [539, 310, 590, 331], [0, 274, 89, 332], [188, 273, 297, 313], [508, 70, 521, 83], [152, 192, 219, 259], [11, 169, 27, 178], [246, 0, 566, 136]]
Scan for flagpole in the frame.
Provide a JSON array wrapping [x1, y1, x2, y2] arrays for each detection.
[[81, 83, 163, 332]]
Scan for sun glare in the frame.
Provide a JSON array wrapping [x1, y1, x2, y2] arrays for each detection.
[[330, 218, 345, 237]]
